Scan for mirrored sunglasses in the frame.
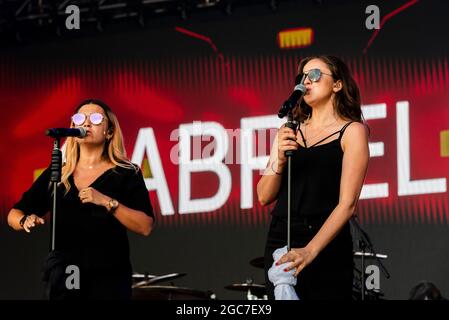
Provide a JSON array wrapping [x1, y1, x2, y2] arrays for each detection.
[[301, 68, 333, 82], [72, 112, 105, 126]]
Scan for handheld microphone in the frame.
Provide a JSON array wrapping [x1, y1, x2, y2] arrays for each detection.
[[45, 127, 87, 138], [278, 74, 306, 118]]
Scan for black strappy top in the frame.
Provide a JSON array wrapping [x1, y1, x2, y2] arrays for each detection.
[[272, 122, 354, 220]]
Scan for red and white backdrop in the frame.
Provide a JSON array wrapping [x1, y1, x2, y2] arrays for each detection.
[[1, 55, 448, 225], [0, 0, 448, 299]]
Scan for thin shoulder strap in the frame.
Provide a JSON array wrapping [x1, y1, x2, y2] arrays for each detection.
[[338, 121, 354, 140], [309, 131, 340, 147]]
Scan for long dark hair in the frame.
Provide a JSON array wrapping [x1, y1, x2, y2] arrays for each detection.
[[293, 55, 362, 123]]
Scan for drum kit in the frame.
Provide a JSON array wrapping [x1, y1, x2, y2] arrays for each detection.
[[132, 272, 187, 289], [132, 257, 267, 300], [132, 272, 216, 300], [133, 250, 390, 300], [224, 280, 267, 300], [224, 257, 268, 300]]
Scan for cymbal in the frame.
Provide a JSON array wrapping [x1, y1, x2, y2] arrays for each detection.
[[224, 283, 266, 296], [133, 285, 214, 300], [353, 252, 388, 259], [249, 257, 264, 269], [132, 273, 187, 288], [132, 272, 156, 280]]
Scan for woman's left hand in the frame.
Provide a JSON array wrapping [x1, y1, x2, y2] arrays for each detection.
[[78, 187, 109, 208], [277, 247, 317, 277]]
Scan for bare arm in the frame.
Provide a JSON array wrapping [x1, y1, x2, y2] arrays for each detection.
[[278, 122, 369, 275], [7, 208, 45, 232], [110, 202, 154, 237], [79, 187, 154, 236], [256, 126, 299, 205]]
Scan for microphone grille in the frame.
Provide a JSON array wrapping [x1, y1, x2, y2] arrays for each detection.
[[294, 84, 306, 93], [78, 127, 87, 137]]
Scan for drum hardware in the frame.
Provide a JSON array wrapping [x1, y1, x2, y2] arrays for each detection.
[[132, 272, 186, 288], [224, 279, 267, 300]]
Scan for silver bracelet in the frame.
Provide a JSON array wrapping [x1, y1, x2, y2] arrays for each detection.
[[271, 161, 282, 175]]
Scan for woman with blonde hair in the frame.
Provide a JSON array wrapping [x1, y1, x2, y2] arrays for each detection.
[[7, 99, 154, 299]]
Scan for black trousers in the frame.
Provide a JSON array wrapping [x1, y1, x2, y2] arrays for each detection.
[[264, 215, 354, 300]]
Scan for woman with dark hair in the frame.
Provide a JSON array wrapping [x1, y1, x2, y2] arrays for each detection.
[[7, 99, 154, 299], [257, 56, 369, 300]]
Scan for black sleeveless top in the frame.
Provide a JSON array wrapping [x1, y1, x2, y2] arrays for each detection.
[[272, 122, 354, 220]]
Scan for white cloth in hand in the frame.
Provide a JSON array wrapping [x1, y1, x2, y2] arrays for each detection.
[[268, 245, 299, 300]]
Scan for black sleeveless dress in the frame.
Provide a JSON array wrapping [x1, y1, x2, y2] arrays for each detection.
[[264, 122, 354, 300]]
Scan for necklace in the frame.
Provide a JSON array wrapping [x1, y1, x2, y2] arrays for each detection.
[[81, 165, 96, 170], [79, 162, 103, 170], [303, 118, 338, 145]]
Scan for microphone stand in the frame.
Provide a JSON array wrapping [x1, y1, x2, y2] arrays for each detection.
[[277, 74, 305, 251], [284, 111, 298, 251], [350, 216, 390, 300], [45, 128, 85, 251], [49, 137, 62, 251]]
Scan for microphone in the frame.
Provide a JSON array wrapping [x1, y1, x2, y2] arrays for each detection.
[[278, 74, 306, 118], [45, 127, 87, 138]]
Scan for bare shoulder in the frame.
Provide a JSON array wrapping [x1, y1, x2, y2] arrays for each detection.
[[341, 122, 369, 151], [345, 122, 368, 136]]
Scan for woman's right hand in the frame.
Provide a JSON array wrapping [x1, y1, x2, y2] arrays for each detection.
[[22, 214, 45, 233], [277, 126, 299, 166]]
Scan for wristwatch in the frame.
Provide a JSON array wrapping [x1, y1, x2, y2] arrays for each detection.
[[108, 198, 119, 214], [19, 215, 29, 228]]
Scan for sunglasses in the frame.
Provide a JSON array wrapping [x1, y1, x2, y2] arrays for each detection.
[[72, 112, 106, 126], [300, 68, 333, 83]]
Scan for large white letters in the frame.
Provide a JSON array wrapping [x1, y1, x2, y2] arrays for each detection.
[[178, 121, 231, 214], [127, 101, 447, 215], [240, 115, 284, 209], [132, 128, 174, 215], [397, 101, 447, 195], [360, 103, 389, 199]]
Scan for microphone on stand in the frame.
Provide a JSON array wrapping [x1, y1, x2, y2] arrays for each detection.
[[278, 73, 306, 156], [45, 127, 87, 138], [278, 74, 307, 119], [277, 74, 307, 253]]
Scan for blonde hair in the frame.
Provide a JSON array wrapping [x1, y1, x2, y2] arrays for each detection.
[[61, 99, 135, 193]]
